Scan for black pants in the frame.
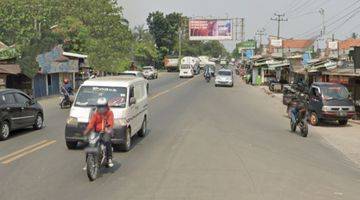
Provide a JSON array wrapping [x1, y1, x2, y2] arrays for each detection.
[[102, 134, 112, 160]]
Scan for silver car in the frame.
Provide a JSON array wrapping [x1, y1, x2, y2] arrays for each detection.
[[215, 69, 234, 87]]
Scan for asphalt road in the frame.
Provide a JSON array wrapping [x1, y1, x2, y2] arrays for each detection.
[[1, 72, 360, 200]]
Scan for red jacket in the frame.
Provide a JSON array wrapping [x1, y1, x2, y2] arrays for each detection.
[[86, 110, 114, 133]]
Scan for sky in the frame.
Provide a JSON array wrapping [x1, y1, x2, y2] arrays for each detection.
[[117, 0, 360, 51]]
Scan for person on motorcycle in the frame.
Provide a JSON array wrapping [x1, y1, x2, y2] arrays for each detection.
[[289, 92, 308, 126], [62, 79, 73, 95], [204, 67, 211, 80], [83, 97, 114, 167]]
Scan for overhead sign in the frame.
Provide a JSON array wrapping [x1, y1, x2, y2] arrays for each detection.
[[189, 19, 232, 41], [328, 41, 338, 50], [271, 39, 283, 48], [238, 40, 256, 52]]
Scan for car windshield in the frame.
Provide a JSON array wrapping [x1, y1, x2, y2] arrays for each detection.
[[321, 86, 349, 100], [75, 86, 127, 108], [218, 71, 231, 76], [143, 67, 152, 70]]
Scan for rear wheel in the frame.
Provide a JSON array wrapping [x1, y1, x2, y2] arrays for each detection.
[[86, 154, 99, 181], [310, 112, 319, 126], [66, 141, 78, 149], [0, 121, 10, 141], [339, 119, 348, 126]]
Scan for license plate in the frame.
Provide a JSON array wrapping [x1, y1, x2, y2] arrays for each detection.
[[338, 111, 347, 117]]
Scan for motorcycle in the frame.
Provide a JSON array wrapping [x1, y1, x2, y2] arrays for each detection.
[[85, 132, 107, 181], [59, 86, 72, 109], [290, 107, 308, 137], [205, 72, 211, 83]]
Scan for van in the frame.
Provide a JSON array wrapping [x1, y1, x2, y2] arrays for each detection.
[[179, 64, 194, 78], [308, 82, 355, 126], [65, 76, 148, 152]]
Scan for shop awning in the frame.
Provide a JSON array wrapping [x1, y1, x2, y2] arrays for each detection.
[[0, 64, 21, 74], [268, 63, 290, 70]]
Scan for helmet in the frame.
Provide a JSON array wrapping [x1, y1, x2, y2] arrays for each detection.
[[96, 97, 109, 114], [63, 79, 69, 84]]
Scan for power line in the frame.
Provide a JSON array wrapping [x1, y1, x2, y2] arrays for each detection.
[[296, 0, 360, 38], [288, 0, 316, 14]]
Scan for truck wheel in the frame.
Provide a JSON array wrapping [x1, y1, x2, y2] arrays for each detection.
[[310, 112, 319, 126], [339, 119, 348, 126], [66, 141, 78, 150]]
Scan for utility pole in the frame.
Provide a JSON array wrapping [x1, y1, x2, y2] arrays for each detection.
[[319, 8, 325, 38], [178, 27, 182, 59], [240, 18, 245, 42], [255, 28, 266, 49], [271, 13, 288, 39]]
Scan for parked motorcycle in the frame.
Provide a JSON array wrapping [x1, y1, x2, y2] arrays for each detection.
[[85, 131, 107, 181]]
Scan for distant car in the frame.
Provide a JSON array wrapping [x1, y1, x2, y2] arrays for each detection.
[[142, 66, 158, 79], [119, 71, 149, 92], [120, 71, 145, 78], [0, 89, 44, 140], [215, 69, 234, 87]]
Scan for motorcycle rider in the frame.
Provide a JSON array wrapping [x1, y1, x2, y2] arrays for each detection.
[[290, 91, 308, 126], [204, 66, 211, 81], [62, 78, 73, 95], [83, 97, 114, 168]]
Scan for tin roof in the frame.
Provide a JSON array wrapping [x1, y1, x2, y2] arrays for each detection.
[[339, 38, 360, 50], [283, 39, 314, 49]]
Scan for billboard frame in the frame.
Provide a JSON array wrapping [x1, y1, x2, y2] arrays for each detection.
[[189, 18, 233, 41]]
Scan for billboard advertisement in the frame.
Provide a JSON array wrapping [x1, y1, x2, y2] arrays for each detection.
[[328, 41, 338, 50], [189, 19, 232, 41], [270, 39, 283, 47]]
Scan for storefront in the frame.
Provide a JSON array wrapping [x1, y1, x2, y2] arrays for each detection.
[[35, 46, 80, 97]]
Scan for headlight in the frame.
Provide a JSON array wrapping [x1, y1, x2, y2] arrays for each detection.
[[114, 118, 127, 127], [67, 117, 78, 126], [322, 106, 332, 112]]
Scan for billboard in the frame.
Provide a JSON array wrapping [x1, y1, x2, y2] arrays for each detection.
[[328, 41, 338, 50], [238, 40, 256, 53], [189, 19, 232, 41], [271, 39, 283, 47]]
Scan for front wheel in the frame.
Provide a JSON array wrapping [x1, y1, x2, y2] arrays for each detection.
[[116, 128, 131, 152], [290, 120, 296, 132], [33, 113, 43, 130], [86, 154, 99, 181], [0, 121, 10, 141], [309, 112, 319, 126], [138, 118, 147, 137], [300, 121, 308, 137]]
